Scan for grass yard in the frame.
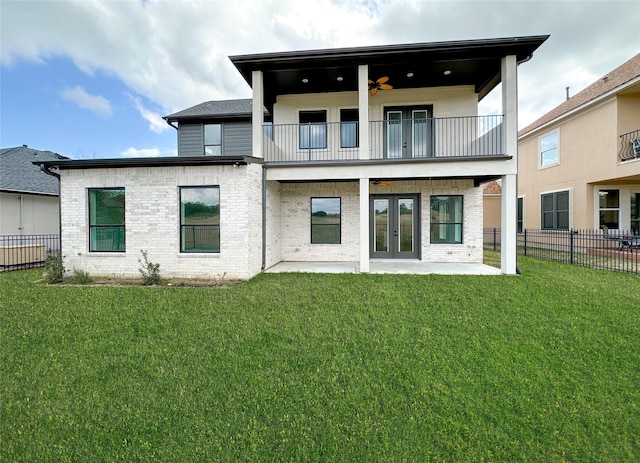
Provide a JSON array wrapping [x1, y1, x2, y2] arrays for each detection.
[[1, 257, 639, 462]]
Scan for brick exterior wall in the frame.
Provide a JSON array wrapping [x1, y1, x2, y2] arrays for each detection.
[[59, 163, 263, 280], [272, 179, 482, 265], [60, 166, 482, 280]]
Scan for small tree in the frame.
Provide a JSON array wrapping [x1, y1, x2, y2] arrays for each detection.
[[138, 250, 161, 285]]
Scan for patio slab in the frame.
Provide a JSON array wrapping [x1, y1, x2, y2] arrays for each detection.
[[264, 260, 502, 275]]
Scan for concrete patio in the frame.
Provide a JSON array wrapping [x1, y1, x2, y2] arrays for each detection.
[[264, 260, 503, 275]]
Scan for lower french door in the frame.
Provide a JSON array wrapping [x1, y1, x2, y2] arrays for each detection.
[[370, 194, 420, 259]]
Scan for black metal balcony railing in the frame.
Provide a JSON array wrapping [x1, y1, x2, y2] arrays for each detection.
[[263, 115, 504, 163], [619, 129, 640, 162]]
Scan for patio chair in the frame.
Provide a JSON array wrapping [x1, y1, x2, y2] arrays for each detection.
[[601, 225, 639, 251]]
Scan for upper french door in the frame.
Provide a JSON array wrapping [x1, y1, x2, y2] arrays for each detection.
[[370, 194, 420, 259], [385, 105, 433, 158]]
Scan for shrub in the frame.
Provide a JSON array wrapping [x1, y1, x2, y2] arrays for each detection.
[[43, 253, 65, 284], [138, 250, 161, 285], [72, 268, 93, 284]]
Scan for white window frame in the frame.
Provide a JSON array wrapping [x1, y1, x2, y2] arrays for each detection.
[[538, 129, 559, 169]]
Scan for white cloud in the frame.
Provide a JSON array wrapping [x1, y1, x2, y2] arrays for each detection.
[[2, 0, 639, 128], [129, 95, 170, 133], [60, 85, 112, 117], [120, 147, 177, 158]]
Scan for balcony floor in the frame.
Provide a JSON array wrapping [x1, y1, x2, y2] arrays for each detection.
[[264, 260, 502, 275]]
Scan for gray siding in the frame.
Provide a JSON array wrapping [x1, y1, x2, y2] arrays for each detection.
[[178, 123, 203, 156], [177, 121, 252, 156], [223, 122, 252, 156]]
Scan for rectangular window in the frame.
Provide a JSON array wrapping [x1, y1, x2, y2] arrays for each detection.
[[204, 124, 222, 156], [517, 197, 524, 234], [340, 109, 359, 148], [539, 130, 559, 167], [430, 195, 463, 244], [541, 190, 569, 230], [598, 189, 620, 230], [180, 187, 220, 253], [88, 188, 125, 252], [311, 197, 341, 244], [299, 110, 327, 149]]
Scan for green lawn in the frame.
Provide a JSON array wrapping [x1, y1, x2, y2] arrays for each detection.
[[1, 258, 639, 462]]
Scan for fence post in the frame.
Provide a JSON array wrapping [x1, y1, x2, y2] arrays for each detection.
[[493, 227, 497, 251], [570, 229, 575, 264], [523, 229, 527, 256]]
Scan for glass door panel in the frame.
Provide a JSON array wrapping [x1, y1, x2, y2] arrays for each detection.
[[373, 199, 389, 253], [386, 111, 403, 159], [412, 110, 428, 158], [398, 198, 414, 252]]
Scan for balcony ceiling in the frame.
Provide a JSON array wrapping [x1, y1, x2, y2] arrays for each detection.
[[230, 35, 549, 111]]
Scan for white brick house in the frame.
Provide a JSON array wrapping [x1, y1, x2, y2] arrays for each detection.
[[37, 36, 548, 279]]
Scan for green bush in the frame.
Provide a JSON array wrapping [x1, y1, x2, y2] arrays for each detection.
[[138, 250, 161, 285], [72, 268, 93, 284], [43, 253, 65, 283]]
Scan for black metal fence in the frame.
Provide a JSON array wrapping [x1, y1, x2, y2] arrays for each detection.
[[484, 228, 639, 274], [0, 234, 61, 271]]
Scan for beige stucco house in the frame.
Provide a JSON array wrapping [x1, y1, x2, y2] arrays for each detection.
[[518, 53, 640, 233], [37, 36, 548, 279]]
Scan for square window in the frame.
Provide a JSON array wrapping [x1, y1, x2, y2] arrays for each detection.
[[541, 190, 570, 230], [180, 187, 220, 253], [311, 197, 341, 244], [88, 188, 125, 252]]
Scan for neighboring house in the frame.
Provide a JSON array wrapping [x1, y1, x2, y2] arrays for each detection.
[[482, 179, 502, 229], [518, 53, 640, 233], [0, 145, 67, 235], [36, 36, 548, 279]]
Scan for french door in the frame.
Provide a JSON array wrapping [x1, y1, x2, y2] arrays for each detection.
[[385, 105, 433, 158], [370, 194, 420, 259]]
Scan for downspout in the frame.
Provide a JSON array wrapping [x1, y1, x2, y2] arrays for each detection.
[[261, 164, 267, 270], [18, 195, 24, 234]]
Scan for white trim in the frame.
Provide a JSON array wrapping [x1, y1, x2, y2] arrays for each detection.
[[538, 129, 560, 169], [540, 187, 572, 230]]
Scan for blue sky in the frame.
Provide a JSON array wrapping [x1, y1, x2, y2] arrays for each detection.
[[1, 0, 638, 160]]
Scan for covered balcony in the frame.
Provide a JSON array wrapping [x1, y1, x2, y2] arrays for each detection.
[[262, 115, 504, 163]]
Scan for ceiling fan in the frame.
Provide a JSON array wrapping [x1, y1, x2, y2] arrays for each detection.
[[368, 76, 393, 96]]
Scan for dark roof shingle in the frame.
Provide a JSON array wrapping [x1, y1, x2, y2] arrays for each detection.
[[164, 98, 268, 121], [0, 146, 68, 195]]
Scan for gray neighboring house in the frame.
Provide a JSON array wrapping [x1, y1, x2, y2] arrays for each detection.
[[0, 145, 67, 235]]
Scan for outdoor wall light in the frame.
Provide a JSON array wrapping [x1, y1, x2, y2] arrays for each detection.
[[406, 72, 414, 78], [336, 76, 344, 81], [302, 78, 309, 83], [443, 70, 452, 75]]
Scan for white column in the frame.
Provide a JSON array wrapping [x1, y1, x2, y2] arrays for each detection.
[[252, 70, 264, 158], [359, 178, 370, 273], [501, 55, 518, 274], [358, 65, 369, 160]]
